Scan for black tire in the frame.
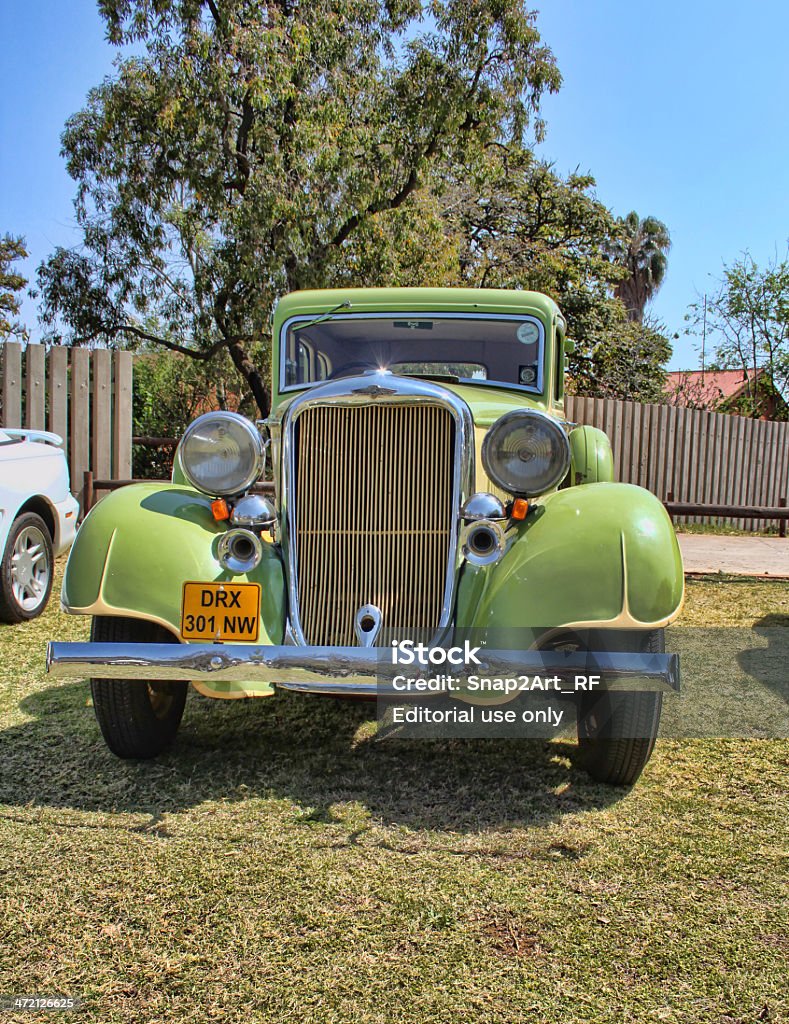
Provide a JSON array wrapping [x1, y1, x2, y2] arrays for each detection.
[[90, 616, 188, 759], [0, 512, 54, 623], [576, 628, 664, 787]]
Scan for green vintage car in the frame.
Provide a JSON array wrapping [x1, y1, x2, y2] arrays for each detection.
[[48, 288, 684, 785]]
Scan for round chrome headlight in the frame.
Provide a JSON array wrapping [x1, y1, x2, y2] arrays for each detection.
[[179, 411, 264, 497], [481, 410, 570, 497]]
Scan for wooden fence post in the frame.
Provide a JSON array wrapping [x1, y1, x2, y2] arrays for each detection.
[[113, 350, 133, 480], [92, 348, 112, 480], [571, 397, 789, 533], [48, 345, 69, 445], [1, 341, 22, 428], [83, 470, 94, 516], [25, 344, 46, 430], [70, 348, 90, 511]]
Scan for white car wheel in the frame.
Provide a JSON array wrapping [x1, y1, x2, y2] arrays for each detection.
[[0, 513, 54, 623], [12, 524, 51, 608]]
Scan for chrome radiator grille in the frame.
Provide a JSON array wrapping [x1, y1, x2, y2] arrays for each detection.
[[292, 403, 455, 645]]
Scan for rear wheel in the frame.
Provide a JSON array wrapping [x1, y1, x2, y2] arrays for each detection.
[[0, 512, 54, 623], [90, 616, 187, 759], [576, 628, 664, 787]]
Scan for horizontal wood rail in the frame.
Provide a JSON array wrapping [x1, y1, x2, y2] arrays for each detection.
[[664, 501, 789, 519], [664, 497, 788, 537], [132, 435, 177, 447]]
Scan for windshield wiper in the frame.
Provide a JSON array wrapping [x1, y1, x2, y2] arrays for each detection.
[[396, 371, 461, 383], [292, 300, 352, 332]]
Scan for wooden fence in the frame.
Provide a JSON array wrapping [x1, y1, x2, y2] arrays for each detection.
[[565, 396, 789, 530], [2, 342, 786, 531], [1, 342, 133, 513]]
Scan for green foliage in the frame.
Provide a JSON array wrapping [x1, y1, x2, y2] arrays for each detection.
[[35, 2, 672, 406], [687, 252, 789, 419], [441, 150, 671, 400], [572, 313, 671, 402], [327, 188, 462, 289], [607, 211, 671, 323], [37, 0, 560, 415], [132, 348, 253, 477], [448, 150, 623, 295], [0, 234, 29, 342]]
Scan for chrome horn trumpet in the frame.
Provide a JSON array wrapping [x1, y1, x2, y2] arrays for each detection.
[[217, 529, 264, 574]]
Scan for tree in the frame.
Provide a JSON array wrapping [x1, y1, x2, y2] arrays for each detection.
[[0, 234, 29, 342], [607, 211, 671, 322], [447, 149, 622, 294], [441, 149, 671, 399], [37, 0, 560, 416], [686, 252, 789, 418], [133, 347, 247, 477], [576, 313, 670, 402]]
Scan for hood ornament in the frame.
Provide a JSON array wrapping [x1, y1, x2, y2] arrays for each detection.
[[354, 604, 383, 647], [351, 375, 397, 398]]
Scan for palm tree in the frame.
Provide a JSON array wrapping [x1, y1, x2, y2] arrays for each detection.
[[608, 212, 671, 322]]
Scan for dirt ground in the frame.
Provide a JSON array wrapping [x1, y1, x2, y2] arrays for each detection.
[[677, 532, 789, 577]]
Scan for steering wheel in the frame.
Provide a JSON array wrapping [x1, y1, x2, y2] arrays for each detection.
[[328, 361, 376, 380]]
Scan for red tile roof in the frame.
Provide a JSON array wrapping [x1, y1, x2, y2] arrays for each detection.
[[664, 368, 764, 405]]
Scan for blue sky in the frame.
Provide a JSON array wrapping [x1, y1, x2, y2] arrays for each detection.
[[1, 2, 788, 369]]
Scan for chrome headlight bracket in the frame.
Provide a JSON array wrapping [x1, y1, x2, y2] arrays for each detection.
[[230, 493, 277, 532]]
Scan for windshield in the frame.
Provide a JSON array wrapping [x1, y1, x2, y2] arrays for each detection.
[[281, 313, 545, 394]]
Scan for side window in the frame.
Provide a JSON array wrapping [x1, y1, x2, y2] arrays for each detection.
[[316, 352, 331, 381], [298, 340, 315, 382]]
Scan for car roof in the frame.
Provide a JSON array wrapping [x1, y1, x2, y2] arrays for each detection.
[[273, 287, 561, 325]]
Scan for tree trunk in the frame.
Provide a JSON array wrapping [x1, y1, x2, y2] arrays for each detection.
[[614, 279, 645, 322], [226, 338, 271, 419]]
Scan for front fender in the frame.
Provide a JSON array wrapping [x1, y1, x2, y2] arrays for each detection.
[[455, 482, 684, 638], [568, 425, 614, 484], [61, 483, 286, 646]]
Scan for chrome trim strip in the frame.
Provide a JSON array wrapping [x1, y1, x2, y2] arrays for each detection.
[[47, 642, 680, 693], [2, 427, 64, 447], [281, 370, 475, 646], [279, 311, 546, 396]]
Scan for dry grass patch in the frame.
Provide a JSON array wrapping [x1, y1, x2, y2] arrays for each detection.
[[0, 562, 786, 1023]]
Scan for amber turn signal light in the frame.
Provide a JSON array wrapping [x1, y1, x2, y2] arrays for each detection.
[[511, 498, 529, 520], [211, 498, 231, 521]]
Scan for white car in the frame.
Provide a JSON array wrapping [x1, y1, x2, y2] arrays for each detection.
[[0, 428, 79, 623]]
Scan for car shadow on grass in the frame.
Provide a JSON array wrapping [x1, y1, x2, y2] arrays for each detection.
[[0, 680, 624, 832], [736, 615, 789, 714]]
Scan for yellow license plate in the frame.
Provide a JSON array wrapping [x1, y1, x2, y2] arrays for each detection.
[[181, 582, 261, 641]]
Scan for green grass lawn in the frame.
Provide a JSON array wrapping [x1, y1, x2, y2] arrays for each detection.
[[0, 564, 787, 1023]]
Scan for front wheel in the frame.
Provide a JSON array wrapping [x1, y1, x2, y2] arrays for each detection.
[[576, 629, 664, 787], [90, 616, 188, 759]]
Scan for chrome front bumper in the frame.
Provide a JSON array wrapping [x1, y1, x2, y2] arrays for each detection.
[[46, 642, 680, 695]]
